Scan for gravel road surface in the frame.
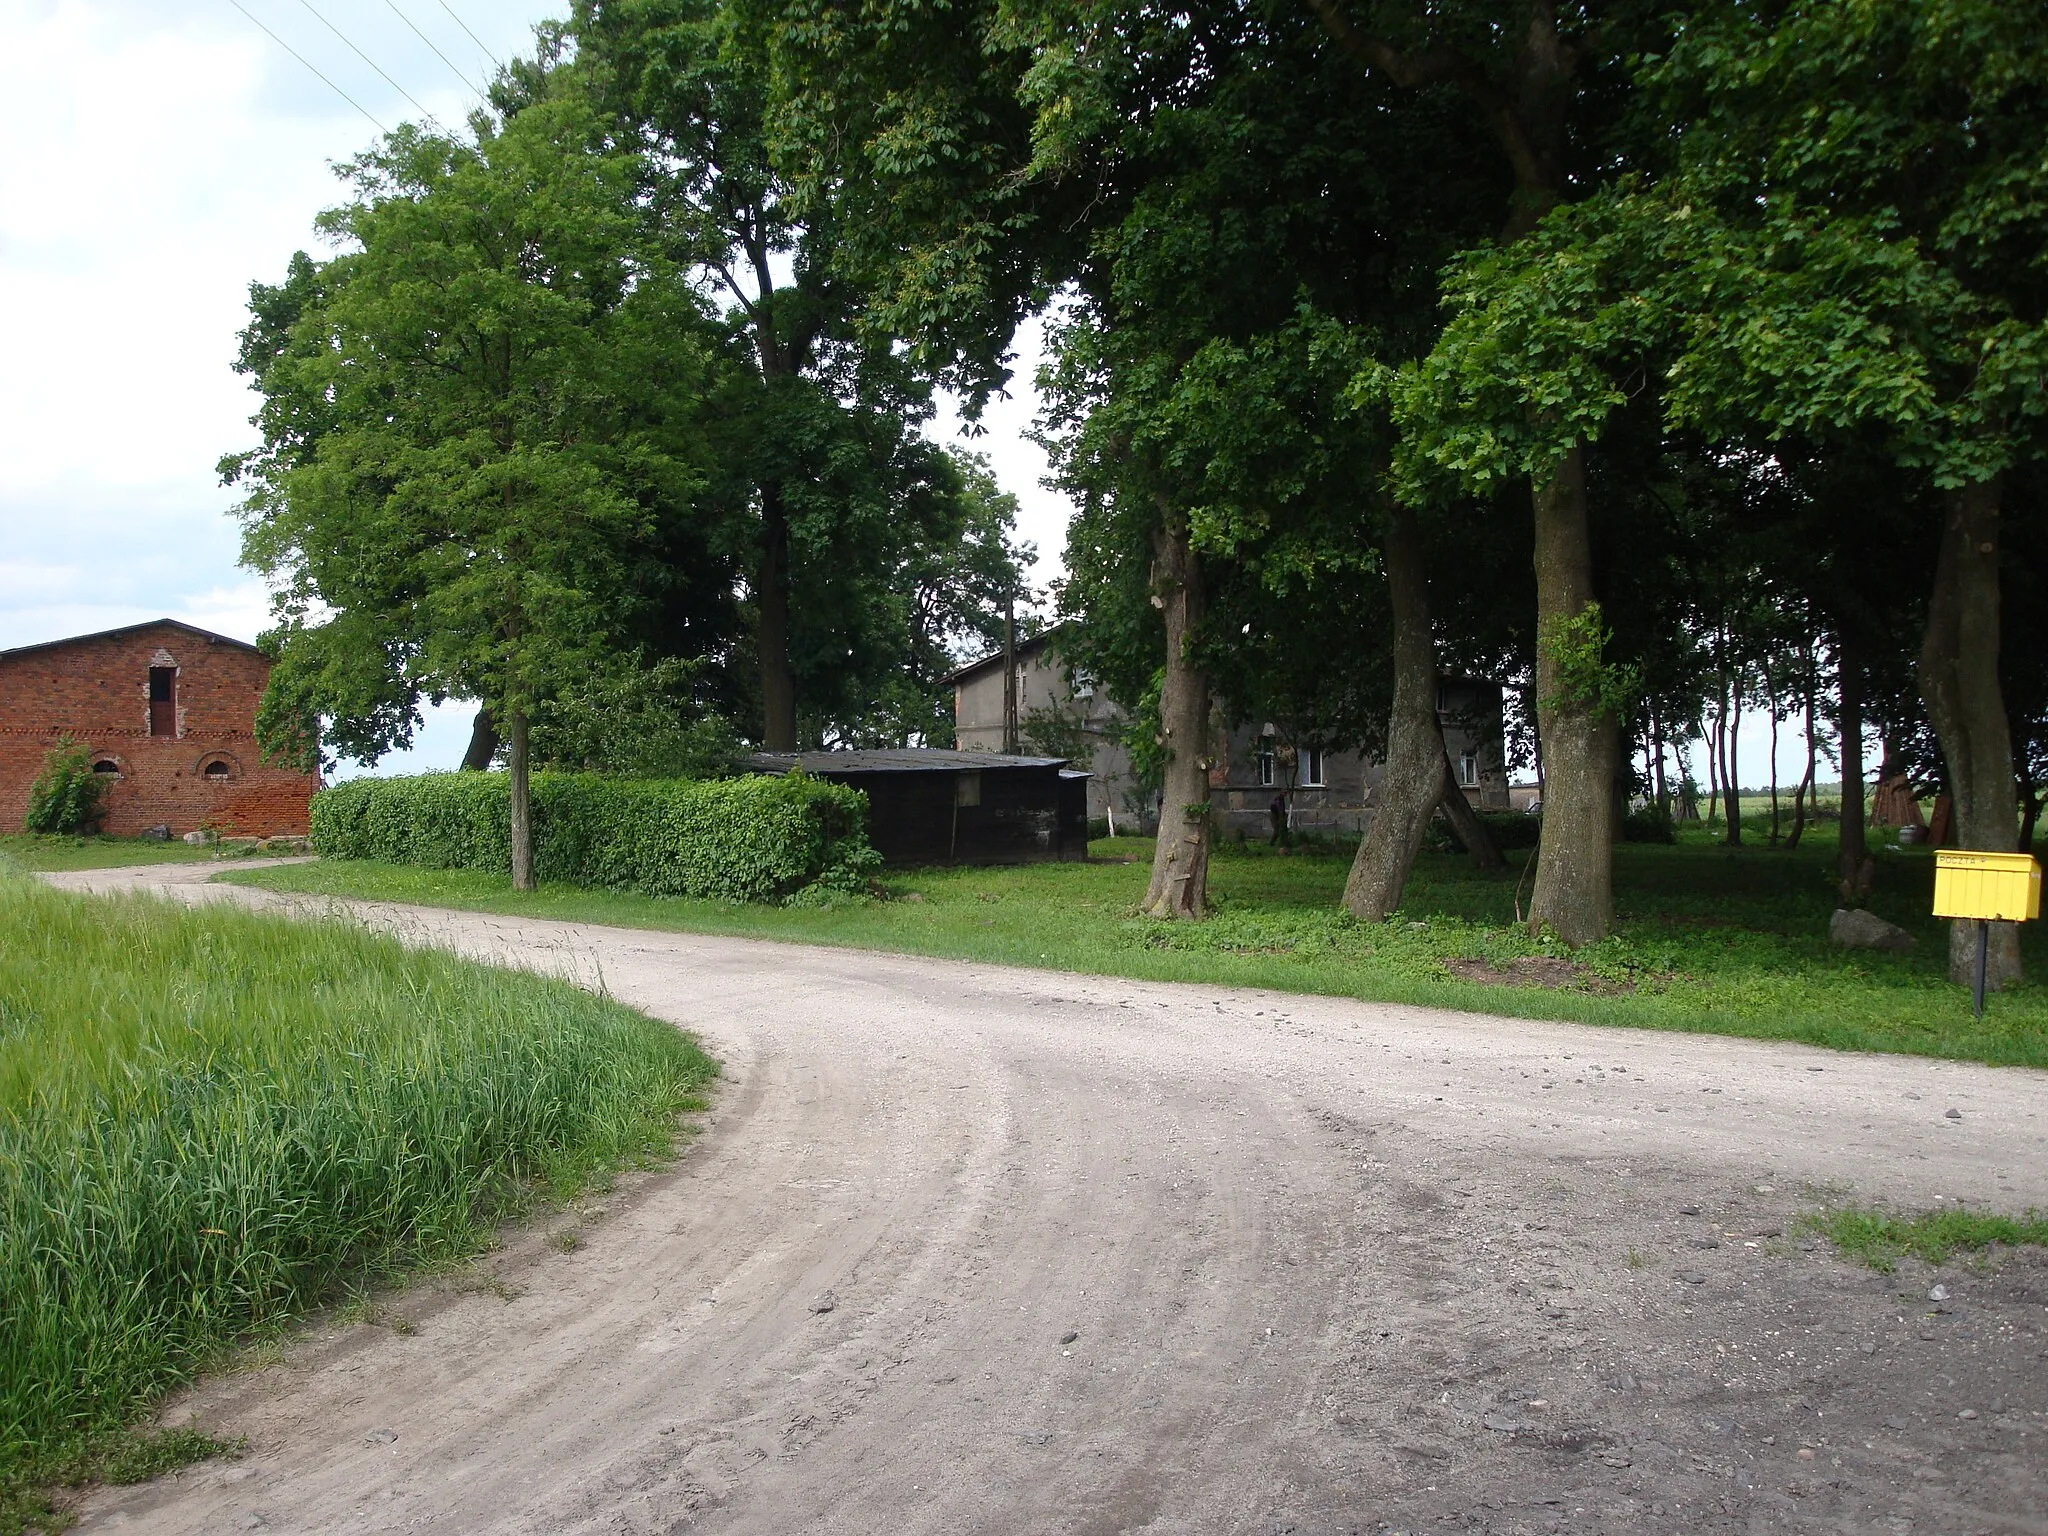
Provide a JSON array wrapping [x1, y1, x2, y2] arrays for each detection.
[[51, 864, 2048, 1536]]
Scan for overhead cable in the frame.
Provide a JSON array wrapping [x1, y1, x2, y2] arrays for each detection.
[[434, 0, 501, 73], [223, 0, 388, 135], [382, 0, 483, 96], [290, 0, 440, 126]]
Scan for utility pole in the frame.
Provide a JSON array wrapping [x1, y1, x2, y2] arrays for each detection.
[[1002, 595, 1019, 754]]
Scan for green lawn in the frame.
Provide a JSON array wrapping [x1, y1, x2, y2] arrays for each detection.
[[0, 835, 228, 872], [0, 871, 716, 1531], [222, 826, 2048, 1068]]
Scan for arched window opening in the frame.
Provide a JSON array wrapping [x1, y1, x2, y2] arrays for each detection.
[[92, 759, 121, 776], [201, 759, 232, 782]]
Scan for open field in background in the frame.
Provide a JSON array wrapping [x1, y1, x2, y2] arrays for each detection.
[[0, 869, 717, 1531], [227, 825, 2048, 1068], [0, 835, 230, 872]]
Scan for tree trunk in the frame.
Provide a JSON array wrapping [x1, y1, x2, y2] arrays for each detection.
[[1706, 707, 1721, 825], [1142, 521, 1212, 920], [1525, 442, 1617, 944], [1919, 475, 2021, 988], [1836, 638, 1871, 902], [758, 484, 798, 751], [1438, 757, 1505, 870], [461, 706, 499, 771], [1722, 667, 1744, 844], [1786, 661, 1816, 851], [507, 707, 534, 892], [1343, 506, 1450, 920], [1768, 697, 1782, 847], [1650, 711, 1668, 813]]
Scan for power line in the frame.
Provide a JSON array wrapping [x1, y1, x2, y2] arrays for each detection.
[[223, 0, 388, 135], [383, 0, 483, 97], [434, 0, 501, 74], [290, 0, 440, 127]]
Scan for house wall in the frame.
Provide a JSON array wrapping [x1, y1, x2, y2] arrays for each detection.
[[955, 648, 1511, 840], [0, 623, 317, 836], [955, 643, 1150, 831]]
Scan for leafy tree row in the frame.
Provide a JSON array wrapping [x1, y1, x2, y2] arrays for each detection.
[[229, 0, 2048, 992]]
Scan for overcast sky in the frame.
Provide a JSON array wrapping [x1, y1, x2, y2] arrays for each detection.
[[3, 1, 1808, 786]]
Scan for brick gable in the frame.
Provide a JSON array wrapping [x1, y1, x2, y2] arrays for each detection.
[[0, 621, 317, 836]]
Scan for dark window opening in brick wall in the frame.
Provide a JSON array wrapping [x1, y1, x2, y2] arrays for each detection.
[[148, 666, 176, 737]]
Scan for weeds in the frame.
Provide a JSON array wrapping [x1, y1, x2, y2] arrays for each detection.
[[1, 1427, 239, 1534], [1805, 1206, 2048, 1272]]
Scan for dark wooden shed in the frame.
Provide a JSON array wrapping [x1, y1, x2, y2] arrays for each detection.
[[740, 750, 1090, 867]]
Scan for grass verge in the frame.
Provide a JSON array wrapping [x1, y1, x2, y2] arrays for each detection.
[[0, 869, 716, 1533], [221, 826, 2048, 1067], [0, 835, 227, 872], [1807, 1206, 2048, 1271]]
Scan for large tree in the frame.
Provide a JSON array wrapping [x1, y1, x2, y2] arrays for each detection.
[[226, 89, 724, 888]]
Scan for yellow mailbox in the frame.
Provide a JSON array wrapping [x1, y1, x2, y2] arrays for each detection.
[[1932, 850, 2042, 923]]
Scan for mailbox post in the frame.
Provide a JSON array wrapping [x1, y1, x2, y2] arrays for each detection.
[[1932, 851, 2041, 1016]]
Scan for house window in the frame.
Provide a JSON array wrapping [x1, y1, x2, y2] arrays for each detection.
[[148, 667, 176, 737], [92, 758, 121, 776], [1459, 750, 1479, 787], [201, 758, 232, 782], [1257, 744, 1276, 787], [1300, 747, 1326, 787]]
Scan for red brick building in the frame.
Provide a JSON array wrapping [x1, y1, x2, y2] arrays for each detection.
[[0, 619, 318, 837]]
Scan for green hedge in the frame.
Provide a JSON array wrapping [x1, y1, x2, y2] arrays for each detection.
[[310, 771, 879, 902]]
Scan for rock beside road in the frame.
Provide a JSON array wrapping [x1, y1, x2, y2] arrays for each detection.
[[1831, 907, 1917, 952]]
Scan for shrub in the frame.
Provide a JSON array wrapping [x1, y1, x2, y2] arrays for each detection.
[[1622, 803, 1677, 844], [0, 873, 716, 1474], [310, 771, 880, 901], [22, 738, 108, 835], [1427, 808, 1542, 855]]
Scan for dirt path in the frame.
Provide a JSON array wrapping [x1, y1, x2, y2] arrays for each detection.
[[52, 865, 2048, 1536]]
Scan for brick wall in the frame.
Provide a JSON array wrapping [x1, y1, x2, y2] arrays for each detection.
[[0, 622, 317, 837]]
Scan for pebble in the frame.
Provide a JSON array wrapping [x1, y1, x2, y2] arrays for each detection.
[[1958, 1409, 1979, 1421], [1883, 1417, 1908, 1431], [1797, 1447, 1815, 1461], [365, 1429, 398, 1444], [1688, 1237, 1721, 1249], [1754, 1184, 1775, 1194], [1060, 1330, 1079, 1345], [1929, 1285, 1950, 1302], [809, 1297, 836, 1314], [1678, 1271, 1707, 1285], [1678, 1205, 1701, 1216], [1946, 1108, 1963, 1120], [1861, 1342, 1877, 1355]]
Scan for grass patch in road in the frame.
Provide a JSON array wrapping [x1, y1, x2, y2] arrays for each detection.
[[0, 834, 227, 872], [1807, 1206, 2048, 1272], [0, 870, 716, 1532], [221, 826, 2048, 1067]]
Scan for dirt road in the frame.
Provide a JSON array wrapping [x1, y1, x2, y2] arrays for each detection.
[[54, 865, 2048, 1535]]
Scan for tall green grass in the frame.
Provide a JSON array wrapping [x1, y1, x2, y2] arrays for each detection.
[[0, 870, 715, 1480]]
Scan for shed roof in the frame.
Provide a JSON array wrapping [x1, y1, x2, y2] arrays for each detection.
[[0, 617, 264, 663], [741, 749, 1069, 775]]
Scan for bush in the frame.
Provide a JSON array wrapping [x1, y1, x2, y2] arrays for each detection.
[[22, 738, 108, 835], [1427, 808, 1542, 855], [1622, 803, 1677, 844], [310, 770, 880, 901], [0, 872, 716, 1478]]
